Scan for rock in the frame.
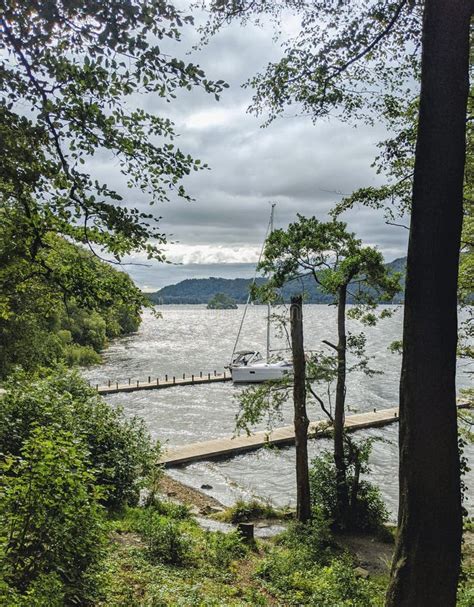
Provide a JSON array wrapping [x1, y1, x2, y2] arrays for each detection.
[[200, 484, 213, 490], [354, 567, 370, 579], [166, 491, 177, 497]]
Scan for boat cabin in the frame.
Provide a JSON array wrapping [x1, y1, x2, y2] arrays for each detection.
[[231, 350, 262, 367]]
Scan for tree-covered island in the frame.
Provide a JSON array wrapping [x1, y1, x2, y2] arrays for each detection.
[[206, 292, 239, 309]]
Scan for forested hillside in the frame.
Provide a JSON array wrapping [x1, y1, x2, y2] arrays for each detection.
[[148, 257, 407, 305]]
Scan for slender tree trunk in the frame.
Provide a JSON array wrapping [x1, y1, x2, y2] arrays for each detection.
[[290, 296, 311, 523], [334, 285, 349, 527], [386, 2, 471, 605]]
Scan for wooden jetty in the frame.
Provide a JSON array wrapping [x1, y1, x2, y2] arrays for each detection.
[[160, 407, 400, 467], [96, 371, 231, 395]]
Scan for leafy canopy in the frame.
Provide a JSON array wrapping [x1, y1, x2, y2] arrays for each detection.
[[201, 0, 422, 125], [258, 215, 401, 306], [0, 1, 227, 261]]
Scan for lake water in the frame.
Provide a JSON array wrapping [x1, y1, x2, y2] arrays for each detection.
[[83, 305, 473, 521]]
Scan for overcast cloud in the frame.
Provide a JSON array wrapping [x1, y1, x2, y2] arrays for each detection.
[[100, 4, 410, 288]]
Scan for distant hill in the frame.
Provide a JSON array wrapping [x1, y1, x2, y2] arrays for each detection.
[[147, 257, 406, 305]]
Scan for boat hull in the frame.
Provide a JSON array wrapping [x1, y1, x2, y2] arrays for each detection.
[[231, 363, 293, 383]]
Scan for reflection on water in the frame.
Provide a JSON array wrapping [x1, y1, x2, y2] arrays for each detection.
[[83, 305, 473, 521]]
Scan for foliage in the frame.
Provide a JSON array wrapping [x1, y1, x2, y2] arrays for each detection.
[[0, 573, 65, 607], [276, 516, 333, 563], [140, 512, 193, 567], [201, 1, 422, 127], [0, 368, 160, 510], [235, 379, 290, 435], [256, 541, 383, 606], [100, 521, 261, 606], [203, 530, 248, 569], [258, 216, 401, 307], [99, 499, 392, 606], [0, 0, 227, 383], [0, 1, 227, 264], [0, 426, 106, 605], [457, 560, 474, 607], [307, 556, 384, 607], [216, 499, 284, 523], [309, 448, 389, 534], [145, 499, 192, 521], [0, 233, 145, 379]]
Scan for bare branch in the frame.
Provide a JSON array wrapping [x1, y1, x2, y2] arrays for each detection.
[[308, 384, 334, 423], [322, 339, 339, 351]]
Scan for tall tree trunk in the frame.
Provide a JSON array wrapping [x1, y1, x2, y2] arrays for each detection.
[[334, 285, 349, 527], [386, 2, 471, 605], [290, 295, 311, 523]]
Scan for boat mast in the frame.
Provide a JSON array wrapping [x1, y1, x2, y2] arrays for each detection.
[[266, 203, 276, 361], [230, 203, 274, 365]]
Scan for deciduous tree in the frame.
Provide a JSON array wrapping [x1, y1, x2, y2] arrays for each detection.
[[260, 216, 400, 527], [202, 2, 473, 598]]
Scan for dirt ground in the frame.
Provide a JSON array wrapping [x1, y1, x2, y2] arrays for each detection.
[[159, 473, 225, 514], [336, 533, 393, 575]]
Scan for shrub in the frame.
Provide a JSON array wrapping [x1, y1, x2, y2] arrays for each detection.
[[204, 531, 247, 569], [308, 556, 384, 607], [309, 447, 389, 533], [256, 517, 333, 598], [150, 500, 191, 521], [277, 515, 333, 563], [63, 344, 102, 367], [458, 574, 474, 607], [257, 549, 383, 606], [0, 368, 160, 510], [139, 512, 192, 566], [217, 499, 282, 523], [0, 427, 105, 605], [0, 573, 65, 607]]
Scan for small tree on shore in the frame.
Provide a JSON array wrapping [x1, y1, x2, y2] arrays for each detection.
[[236, 217, 400, 529], [259, 216, 400, 527]]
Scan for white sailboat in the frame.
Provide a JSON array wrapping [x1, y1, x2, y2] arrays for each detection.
[[229, 204, 293, 384]]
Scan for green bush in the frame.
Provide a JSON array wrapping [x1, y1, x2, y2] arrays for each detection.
[[149, 500, 191, 521], [458, 582, 474, 607], [308, 556, 384, 607], [204, 531, 247, 569], [139, 512, 192, 566], [0, 368, 160, 510], [257, 549, 383, 606], [217, 499, 281, 523], [0, 573, 65, 607], [256, 518, 333, 599], [63, 344, 102, 366], [0, 427, 105, 605], [309, 448, 388, 533], [276, 515, 333, 563]]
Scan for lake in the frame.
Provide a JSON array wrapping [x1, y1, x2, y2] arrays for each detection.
[[83, 304, 473, 520]]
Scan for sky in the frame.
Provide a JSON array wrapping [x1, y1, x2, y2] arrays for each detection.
[[99, 3, 410, 291]]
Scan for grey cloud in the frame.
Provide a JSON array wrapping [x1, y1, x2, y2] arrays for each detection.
[[85, 7, 410, 273]]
